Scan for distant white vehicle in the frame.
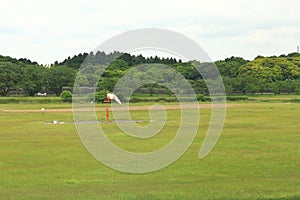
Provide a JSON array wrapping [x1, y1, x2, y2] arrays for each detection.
[[37, 92, 47, 96]]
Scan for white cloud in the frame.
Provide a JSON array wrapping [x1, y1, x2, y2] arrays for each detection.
[[1, 0, 300, 64]]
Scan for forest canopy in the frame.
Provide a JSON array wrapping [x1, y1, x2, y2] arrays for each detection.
[[1, 52, 300, 97]]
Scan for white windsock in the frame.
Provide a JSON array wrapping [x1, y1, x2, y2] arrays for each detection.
[[107, 93, 122, 104]]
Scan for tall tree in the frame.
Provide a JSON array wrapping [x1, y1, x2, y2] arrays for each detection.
[[21, 65, 47, 96], [0, 63, 21, 96], [48, 65, 76, 96]]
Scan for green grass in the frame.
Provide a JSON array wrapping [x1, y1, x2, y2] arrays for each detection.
[[0, 102, 299, 199]]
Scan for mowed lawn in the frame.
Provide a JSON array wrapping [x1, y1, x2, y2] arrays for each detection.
[[0, 102, 299, 199]]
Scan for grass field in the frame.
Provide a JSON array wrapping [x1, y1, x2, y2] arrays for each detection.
[[0, 101, 300, 199]]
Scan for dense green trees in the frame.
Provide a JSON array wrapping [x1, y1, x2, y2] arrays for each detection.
[[236, 55, 300, 94], [215, 56, 248, 78], [0, 62, 21, 96], [48, 65, 76, 96], [21, 65, 46, 96], [0, 52, 300, 97], [0, 55, 76, 96]]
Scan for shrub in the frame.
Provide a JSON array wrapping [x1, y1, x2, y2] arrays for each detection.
[[226, 96, 248, 101], [196, 94, 205, 101], [95, 90, 107, 103], [60, 90, 72, 103]]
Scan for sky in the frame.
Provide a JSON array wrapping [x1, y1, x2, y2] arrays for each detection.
[[1, 0, 300, 64]]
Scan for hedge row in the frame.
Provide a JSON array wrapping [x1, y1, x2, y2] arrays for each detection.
[[0, 95, 250, 104], [129, 95, 249, 103], [197, 95, 249, 102], [129, 97, 179, 103], [226, 96, 249, 101], [0, 97, 62, 104], [289, 98, 300, 103]]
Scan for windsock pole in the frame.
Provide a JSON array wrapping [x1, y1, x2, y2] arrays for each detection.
[[106, 101, 109, 122], [105, 92, 109, 122]]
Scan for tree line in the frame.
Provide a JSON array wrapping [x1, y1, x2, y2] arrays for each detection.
[[1, 51, 300, 97]]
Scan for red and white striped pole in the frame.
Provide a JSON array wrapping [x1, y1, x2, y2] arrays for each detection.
[[105, 92, 110, 122], [106, 100, 109, 122]]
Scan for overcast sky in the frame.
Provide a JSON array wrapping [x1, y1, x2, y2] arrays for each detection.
[[1, 0, 300, 64]]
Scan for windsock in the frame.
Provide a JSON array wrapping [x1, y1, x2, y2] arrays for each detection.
[[106, 93, 122, 104]]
